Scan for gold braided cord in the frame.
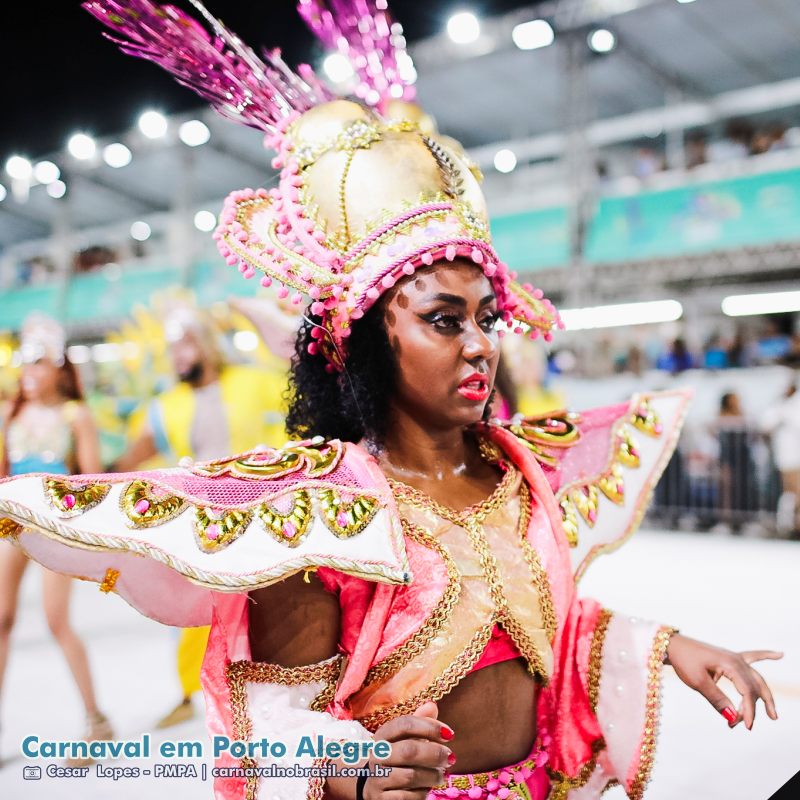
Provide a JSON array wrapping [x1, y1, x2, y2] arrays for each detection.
[[363, 519, 462, 687], [517, 481, 558, 641], [358, 620, 495, 732], [628, 626, 677, 800], [588, 609, 613, 713]]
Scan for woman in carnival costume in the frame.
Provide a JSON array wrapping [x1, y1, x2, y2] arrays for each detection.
[[0, 314, 113, 760], [0, 2, 781, 798]]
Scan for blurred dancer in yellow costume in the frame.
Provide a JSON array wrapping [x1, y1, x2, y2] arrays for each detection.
[[113, 300, 293, 727]]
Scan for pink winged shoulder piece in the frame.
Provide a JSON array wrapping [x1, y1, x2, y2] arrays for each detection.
[[486, 389, 692, 582], [0, 439, 410, 627]]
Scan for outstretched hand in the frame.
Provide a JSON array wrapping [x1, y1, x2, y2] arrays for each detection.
[[666, 634, 782, 729]]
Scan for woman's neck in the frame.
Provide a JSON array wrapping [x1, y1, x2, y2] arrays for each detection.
[[372, 410, 483, 484]]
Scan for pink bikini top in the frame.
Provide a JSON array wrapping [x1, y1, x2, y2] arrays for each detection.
[[468, 624, 523, 675]]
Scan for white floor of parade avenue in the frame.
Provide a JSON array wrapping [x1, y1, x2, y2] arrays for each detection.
[[0, 529, 797, 800]]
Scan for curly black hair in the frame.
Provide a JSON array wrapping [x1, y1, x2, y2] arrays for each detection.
[[285, 302, 397, 443]]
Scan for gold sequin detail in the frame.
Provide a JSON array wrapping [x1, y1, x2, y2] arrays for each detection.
[[318, 488, 380, 539], [588, 609, 613, 712], [120, 480, 188, 528], [257, 489, 313, 547], [598, 463, 626, 505], [631, 398, 663, 438], [363, 519, 462, 687], [44, 478, 111, 518], [193, 507, 253, 553], [628, 626, 676, 800], [505, 413, 582, 467], [99, 568, 120, 594], [0, 518, 22, 539], [434, 752, 543, 791], [547, 739, 606, 800]]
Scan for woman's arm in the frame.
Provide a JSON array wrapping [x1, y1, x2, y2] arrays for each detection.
[[248, 573, 453, 800], [71, 403, 102, 474]]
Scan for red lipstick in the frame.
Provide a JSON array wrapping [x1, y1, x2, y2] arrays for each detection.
[[457, 372, 490, 402]]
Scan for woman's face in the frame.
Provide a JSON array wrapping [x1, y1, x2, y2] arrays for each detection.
[[20, 359, 61, 402], [382, 259, 500, 430]]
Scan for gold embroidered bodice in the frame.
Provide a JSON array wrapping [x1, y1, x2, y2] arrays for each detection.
[[348, 466, 557, 730]]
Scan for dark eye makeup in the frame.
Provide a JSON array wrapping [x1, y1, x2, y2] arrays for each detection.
[[418, 309, 500, 333]]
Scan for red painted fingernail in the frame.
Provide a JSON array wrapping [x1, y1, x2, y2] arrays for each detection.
[[721, 707, 737, 724], [447, 753, 457, 766], [441, 725, 455, 741]]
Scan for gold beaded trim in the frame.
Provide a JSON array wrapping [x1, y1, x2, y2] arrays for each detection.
[[0, 518, 22, 539], [318, 488, 380, 539], [358, 620, 496, 732], [193, 507, 253, 553], [119, 480, 188, 528], [588, 609, 613, 713], [362, 519, 462, 687], [628, 626, 676, 800], [99, 568, 120, 594], [257, 488, 313, 548], [43, 478, 111, 518], [226, 657, 342, 800], [517, 482, 558, 641], [631, 399, 663, 438], [434, 754, 542, 791]]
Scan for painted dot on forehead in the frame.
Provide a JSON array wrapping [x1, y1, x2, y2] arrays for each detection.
[[385, 308, 397, 326], [396, 291, 409, 309], [414, 278, 427, 292]]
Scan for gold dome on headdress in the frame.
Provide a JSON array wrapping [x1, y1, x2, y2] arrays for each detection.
[[286, 100, 488, 252]]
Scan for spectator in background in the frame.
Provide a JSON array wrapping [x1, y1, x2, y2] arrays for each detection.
[[703, 333, 728, 370], [657, 337, 696, 374], [685, 130, 708, 168], [761, 380, 800, 537], [708, 119, 754, 162], [633, 147, 662, 180], [715, 391, 759, 534]]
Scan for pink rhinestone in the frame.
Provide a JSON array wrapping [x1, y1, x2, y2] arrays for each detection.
[[134, 499, 151, 515], [445, 789, 460, 799], [206, 524, 221, 541], [497, 789, 510, 799], [468, 788, 483, 800], [486, 780, 500, 792], [336, 511, 349, 528], [282, 521, 296, 538], [498, 772, 512, 786], [63, 494, 76, 510]]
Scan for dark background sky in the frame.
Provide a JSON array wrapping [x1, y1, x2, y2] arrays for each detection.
[[2, 0, 539, 159]]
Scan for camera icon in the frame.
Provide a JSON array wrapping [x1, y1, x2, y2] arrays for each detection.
[[23, 766, 42, 780]]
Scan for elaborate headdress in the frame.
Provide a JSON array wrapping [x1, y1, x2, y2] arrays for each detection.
[[19, 314, 66, 365], [85, 0, 561, 370]]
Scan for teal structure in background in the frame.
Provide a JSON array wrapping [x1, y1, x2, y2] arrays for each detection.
[[3, 165, 800, 330]]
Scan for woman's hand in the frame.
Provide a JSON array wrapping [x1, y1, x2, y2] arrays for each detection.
[[665, 633, 782, 729], [364, 701, 454, 800]]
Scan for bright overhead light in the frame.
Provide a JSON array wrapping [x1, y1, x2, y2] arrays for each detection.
[[130, 220, 152, 241], [68, 133, 97, 160], [103, 142, 132, 168], [138, 110, 168, 139], [560, 300, 683, 331], [676, 0, 697, 4], [493, 148, 518, 173], [34, 161, 60, 184], [512, 19, 555, 50], [46, 180, 67, 199], [588, 28, 616, 53], [92, 343, 122, 363], [447, 11, 480, 44], [722, 291, 800, 317], [194, 210, 217, 232], [6, 155, 33, 180], [233, 330, 259, 352], [322, 52, 355, 83], [179, 119, 211, 147], [0, 184, 6, 202]]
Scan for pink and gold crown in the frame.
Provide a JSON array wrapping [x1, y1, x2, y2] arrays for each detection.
[[85, 0, 562, 370]]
